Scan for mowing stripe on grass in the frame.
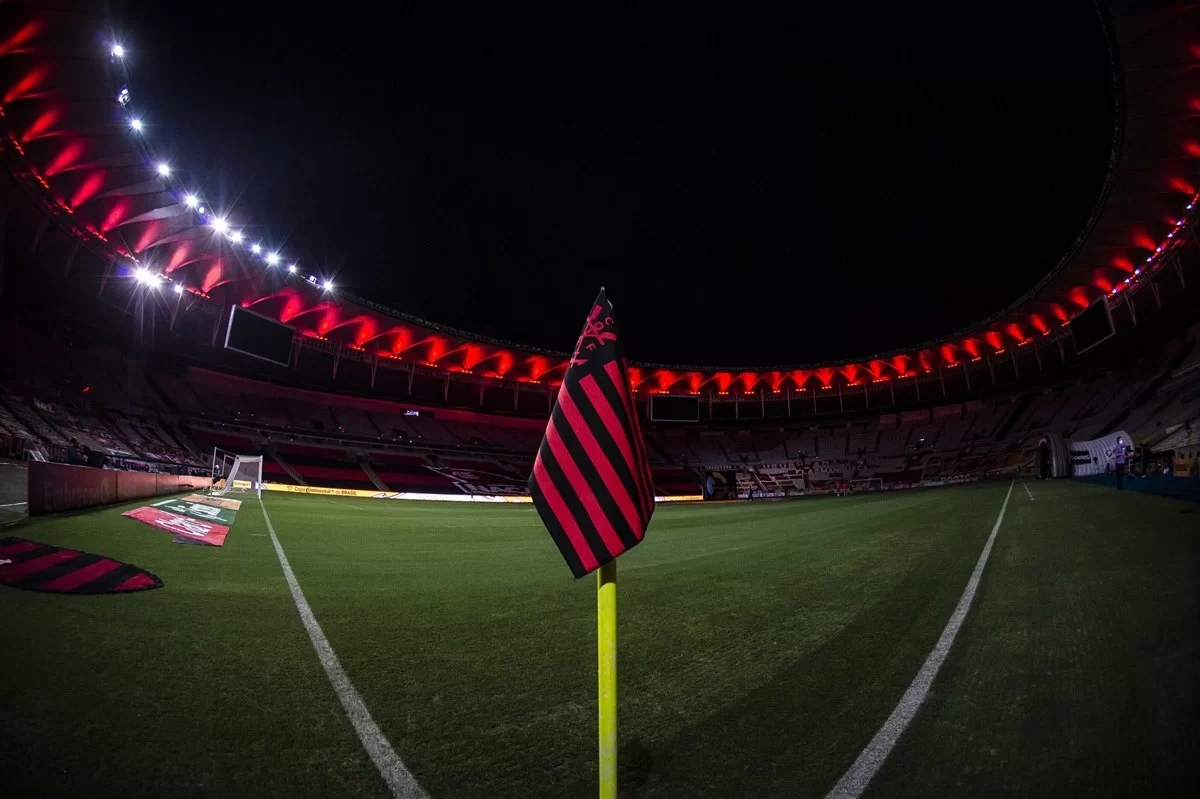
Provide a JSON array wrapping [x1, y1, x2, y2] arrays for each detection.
[[259, 498, 427, 799], [826, 480, 1015, 799], [1023, 482, 1034, 501]]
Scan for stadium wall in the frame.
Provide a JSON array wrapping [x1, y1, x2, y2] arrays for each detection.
[[27, 462, 213, 516]]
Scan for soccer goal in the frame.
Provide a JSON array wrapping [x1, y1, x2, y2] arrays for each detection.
[[210, 448, 263, 498], [849, 477, 884, 493]]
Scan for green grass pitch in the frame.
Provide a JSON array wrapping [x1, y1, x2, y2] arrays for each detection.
[[1, 481, 1196, 797]]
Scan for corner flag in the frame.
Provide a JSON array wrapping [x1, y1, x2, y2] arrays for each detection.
[[528, 288, 655, 798], [528, 288, 655, 578]]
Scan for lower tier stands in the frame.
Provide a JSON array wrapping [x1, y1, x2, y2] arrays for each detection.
[[3, 320, 1197, 497]]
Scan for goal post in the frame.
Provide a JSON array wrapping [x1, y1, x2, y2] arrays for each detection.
[[210, 447, 236, 487], [210, 448, 263, 498], [849, 477, 884, 493]]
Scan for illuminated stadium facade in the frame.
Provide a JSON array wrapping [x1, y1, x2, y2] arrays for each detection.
[[1, 1, 1197, 414]]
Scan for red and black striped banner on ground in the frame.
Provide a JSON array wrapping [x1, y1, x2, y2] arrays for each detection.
[[0, 537, 162, 594], [528, 289, 655, 578]]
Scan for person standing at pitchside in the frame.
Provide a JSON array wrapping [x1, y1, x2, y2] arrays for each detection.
[[1109, 437, 1129, 490]]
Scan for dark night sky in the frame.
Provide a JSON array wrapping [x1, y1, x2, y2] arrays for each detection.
[[118, 3, 1113, 366]]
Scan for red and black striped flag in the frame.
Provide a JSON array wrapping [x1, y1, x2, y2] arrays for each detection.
[[529, 289, 655, 578], [0, 537, 163, 594]]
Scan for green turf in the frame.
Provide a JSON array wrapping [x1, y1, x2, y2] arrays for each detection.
[[1, 481, 1196, 797]]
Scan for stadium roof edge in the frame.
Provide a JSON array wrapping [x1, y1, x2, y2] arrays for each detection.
[[0, 0, 1195, 391]]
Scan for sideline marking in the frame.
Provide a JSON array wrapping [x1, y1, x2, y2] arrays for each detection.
[[826, 480, 1015, 799], [0, 501, 27, 507], [259, 499, 427, 798], [1022, 482, 1034, 501]]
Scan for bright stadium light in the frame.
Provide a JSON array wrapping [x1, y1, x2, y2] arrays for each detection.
[[134, 268, 160, 287], [173, 283, 184, 295], [323, 279, 333, 291], [129, 118, 144, 132], [250, 243, 262, 254], [266, 252, 280, 266], [156, 162, 171, 177], [184, 194, 199, 208], [111, 44, 125, 58], [287, 264, 297, 274], [230, 230, 244, 243], [211, 216, 230, 234]]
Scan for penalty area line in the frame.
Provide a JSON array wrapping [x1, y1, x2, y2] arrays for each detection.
[[1023, 482, 1034, 501], [259, 498, 427, 799], [825, 479, 1015, 799]]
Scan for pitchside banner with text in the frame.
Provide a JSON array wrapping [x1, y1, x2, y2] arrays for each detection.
[[122, 495, 243, 547], [424, 465, 528, 496]]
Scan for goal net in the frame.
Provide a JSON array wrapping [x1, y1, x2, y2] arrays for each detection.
[[210, 448, 263, 498], [849, 477, 884, 493]]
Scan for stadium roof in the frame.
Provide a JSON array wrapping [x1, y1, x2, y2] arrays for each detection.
[[1, 1, 1197, 393]]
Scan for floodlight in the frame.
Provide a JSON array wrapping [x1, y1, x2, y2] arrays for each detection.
[[211, 216, 230, 235], [184, 194, 199, 208], [230, 230, 244, 243], [323, 279, 333, 291], [266, 252, 280, 266], [111, 44, 125, 58], [130, 118, 144, 132], [156, 162, 171, 177], [287, 264, 297, 274], [250, 243, 262, 254]]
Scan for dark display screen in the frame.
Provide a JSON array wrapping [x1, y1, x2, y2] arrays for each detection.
[[224, 306, 295, 366], [1070, 299, 1115, 355], [651, 395, 700, 422]]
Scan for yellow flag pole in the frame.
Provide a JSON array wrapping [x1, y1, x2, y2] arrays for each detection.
[[597, 559, 618, 799]]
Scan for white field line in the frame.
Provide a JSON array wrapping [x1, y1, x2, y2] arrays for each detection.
[[259, 499, 427, 799], [1022, 482, 1034, 501], [826, 480, 1015, 799], [0, 501, 27, 507]]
